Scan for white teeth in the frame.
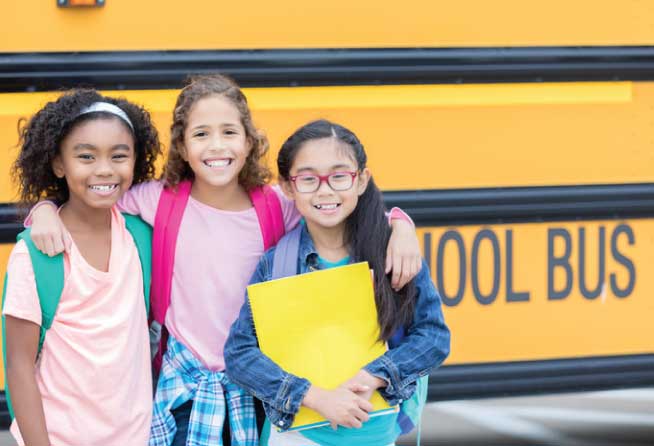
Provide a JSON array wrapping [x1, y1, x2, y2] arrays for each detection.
[[89, 185, 117, 191], [315, 204, 338, 210], [205, 159, 231, 167]]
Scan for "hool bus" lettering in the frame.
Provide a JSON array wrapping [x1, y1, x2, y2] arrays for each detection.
[[422, 223, 636, 307]]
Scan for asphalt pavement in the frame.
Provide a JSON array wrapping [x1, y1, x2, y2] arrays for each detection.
[[398, 387, 654, 446], [1, 387, 652, 445]]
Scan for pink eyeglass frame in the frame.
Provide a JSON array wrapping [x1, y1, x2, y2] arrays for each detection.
[[289, 171, 358, 193]]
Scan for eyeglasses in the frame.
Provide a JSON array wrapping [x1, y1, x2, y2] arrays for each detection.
[[289, 171, 358, 193]]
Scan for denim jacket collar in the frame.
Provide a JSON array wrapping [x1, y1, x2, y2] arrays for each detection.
[[297, 223, 322, 273]]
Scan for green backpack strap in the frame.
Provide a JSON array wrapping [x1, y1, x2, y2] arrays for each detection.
[[122, 213, 152, 313], [16, 229, 65, 353], [2, 229, 65, 420]]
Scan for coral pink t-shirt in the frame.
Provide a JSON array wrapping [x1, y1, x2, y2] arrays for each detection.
[[118, 180, 300, 370], [3, 207, 152, 446]]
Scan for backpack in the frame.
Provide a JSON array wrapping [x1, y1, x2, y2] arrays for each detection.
[[271, 224, 427, 445], [1, 213, 153, 421], [149, 180, 285, 375]]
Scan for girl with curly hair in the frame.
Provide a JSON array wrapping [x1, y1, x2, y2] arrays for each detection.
[[4, 89, 161, 446], [27, 75, 422, 446]]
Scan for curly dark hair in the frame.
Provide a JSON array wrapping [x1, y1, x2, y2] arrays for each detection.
[[12, 89, 162, 209], [162, 74, 272, 190]]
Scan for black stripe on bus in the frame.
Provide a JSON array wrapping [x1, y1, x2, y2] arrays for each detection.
[[383, 183, 654, 227], [2, 183, 654, 243], [428, 354, 654, 401], [0, 203, 21, 244], [2, 46, 654, 92], [0, 354, 651, 426]]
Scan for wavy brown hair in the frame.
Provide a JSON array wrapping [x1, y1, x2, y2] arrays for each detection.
[[162, 74, 272, 190], [12, 89, 161, 211]]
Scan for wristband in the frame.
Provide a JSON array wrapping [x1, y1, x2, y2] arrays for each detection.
[[388, 207, 414, 227]]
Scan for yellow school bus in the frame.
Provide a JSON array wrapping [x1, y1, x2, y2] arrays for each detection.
[[2, 0, 654, 425]]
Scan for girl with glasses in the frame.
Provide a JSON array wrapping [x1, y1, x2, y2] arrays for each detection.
[[225, 119, 451, 446]]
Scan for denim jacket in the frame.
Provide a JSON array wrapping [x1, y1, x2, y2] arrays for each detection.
[[224, 224, 450, 431]]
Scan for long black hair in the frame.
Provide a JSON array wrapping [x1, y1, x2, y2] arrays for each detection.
[[278, 119, 416, 341]]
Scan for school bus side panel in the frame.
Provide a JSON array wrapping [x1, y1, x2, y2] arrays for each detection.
[[2, 81, 654, 203], [3, 1, 654, 52], [2, 82, 654, 371]]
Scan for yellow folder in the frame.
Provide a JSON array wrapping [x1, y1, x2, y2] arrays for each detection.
[[247, 261, 396, 431]]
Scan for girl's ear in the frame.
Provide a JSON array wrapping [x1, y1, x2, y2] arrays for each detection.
[[357, 168, 371, 196], [51, 156, 65, 179], [280, 179, 295, 200], [177, 142, 188, 161], [246, 135, 255, 155]]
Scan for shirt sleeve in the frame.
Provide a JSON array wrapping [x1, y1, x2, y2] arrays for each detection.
[[363, 261, 450, 404], [116, 180, 164, 226], [387, 207, 414, 227], [2, 240, 42, 326], [271, 184, 302, 233]]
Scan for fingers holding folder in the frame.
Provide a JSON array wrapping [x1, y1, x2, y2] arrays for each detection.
[[340, 369, 386, 404], [303, 385, 373, 429]]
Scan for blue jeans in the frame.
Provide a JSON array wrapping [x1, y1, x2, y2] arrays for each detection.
[[171, 400, 232, 446]]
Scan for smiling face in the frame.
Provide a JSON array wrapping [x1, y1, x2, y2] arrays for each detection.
[[52, 117, 135, 211], [282, 137, 370, 232], [181, 94, 251, 190]]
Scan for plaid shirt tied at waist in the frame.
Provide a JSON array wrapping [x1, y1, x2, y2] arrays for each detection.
[[149, 335, 258, 446]]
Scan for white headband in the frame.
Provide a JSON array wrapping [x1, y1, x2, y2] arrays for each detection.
[[77, 102, 134, 131]]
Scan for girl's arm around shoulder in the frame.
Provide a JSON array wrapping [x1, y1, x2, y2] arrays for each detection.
[[25, 179, 163, 255], [272, 184, 302, 232], [364, 260, 451, 405], [224, 251, 311, 431], [273, 183, 419, 286], [116, 179, 164, 225], [24, 203, 69, 257]]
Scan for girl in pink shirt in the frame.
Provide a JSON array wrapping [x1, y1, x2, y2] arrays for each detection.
[[28, 75, 422, 446], [3, 89, 161, 446]]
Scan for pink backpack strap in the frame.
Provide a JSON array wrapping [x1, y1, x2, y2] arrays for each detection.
[[249, 185, 285, 250], [150, 180, 191, 374], [151, 180, 192, 324]]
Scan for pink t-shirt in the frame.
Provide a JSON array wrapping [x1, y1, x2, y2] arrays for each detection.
[[118, 180, 300, 370], [3, 207, 152, 446]]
